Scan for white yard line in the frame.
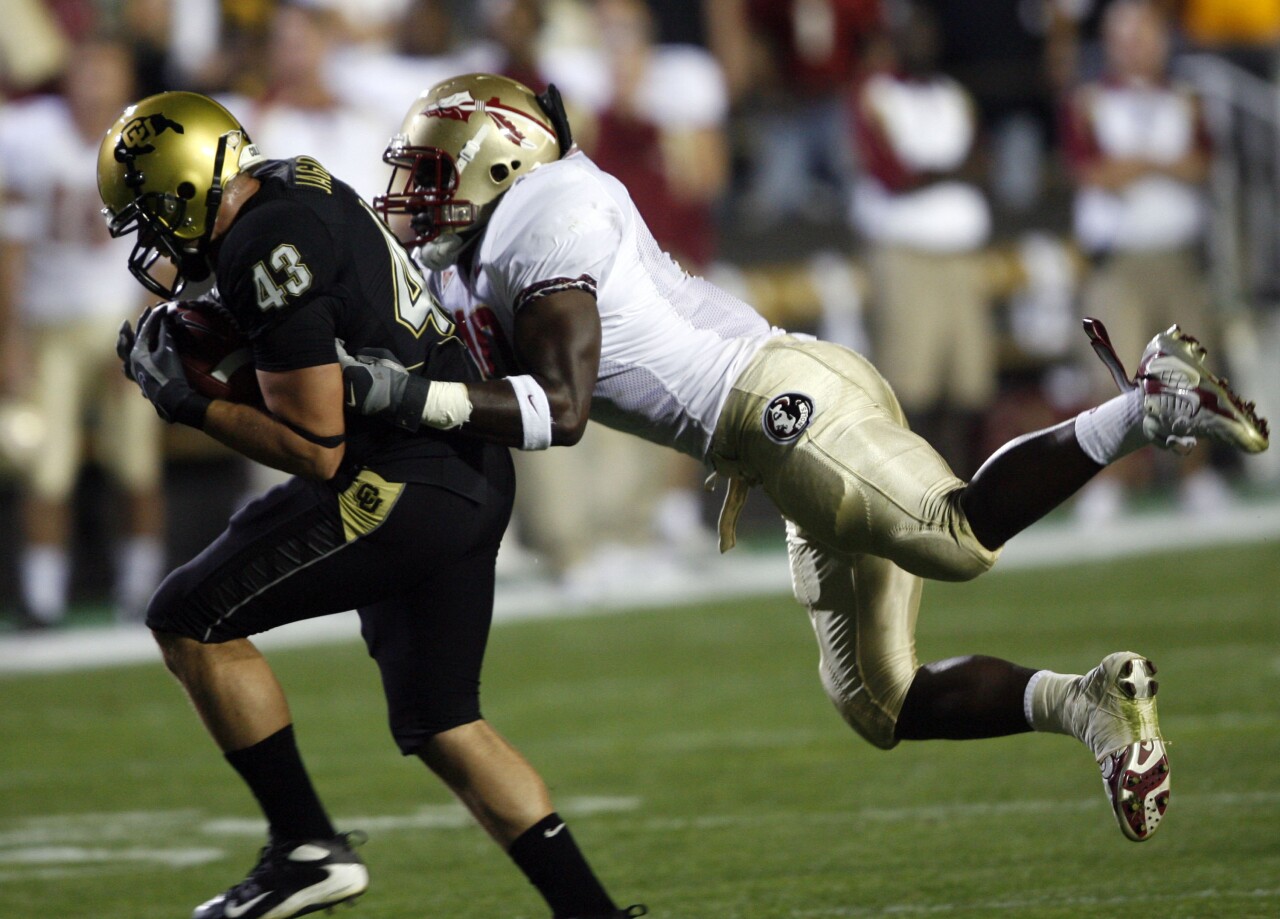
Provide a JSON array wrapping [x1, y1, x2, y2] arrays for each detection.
[[0, 789, 1274, 882], [2, 498, 1278, 675], [789, 887, 1280, 917]]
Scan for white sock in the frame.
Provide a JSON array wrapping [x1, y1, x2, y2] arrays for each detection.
[[20, 546, 69, 624], [1073, 390, 1146, 465], [115, 536, 165, 619], [1024, 669, 1083, 737]]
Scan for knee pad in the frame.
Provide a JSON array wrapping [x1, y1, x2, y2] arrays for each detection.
[[810, 606, 911, 751], [143, 566, 209, 640], [789, 522, 918, 750]]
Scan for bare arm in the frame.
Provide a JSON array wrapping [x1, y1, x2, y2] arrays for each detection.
[[459, 288, 602, 447], [202, 363, 347, 480], [1079, 147, 1210, 191], [1075, 92, 1211, 191]]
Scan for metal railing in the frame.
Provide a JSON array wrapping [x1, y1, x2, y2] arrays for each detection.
[[1174, 52, 1280, 311]]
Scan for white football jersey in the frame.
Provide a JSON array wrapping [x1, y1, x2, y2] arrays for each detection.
[[1071, 82, 1208, 253], [0, 97, 141, 324], [427, 152, 776, 460]]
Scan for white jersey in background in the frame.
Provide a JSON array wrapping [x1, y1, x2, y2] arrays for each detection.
[[0, 96, 140, 324], [426, 152, 777, 461]]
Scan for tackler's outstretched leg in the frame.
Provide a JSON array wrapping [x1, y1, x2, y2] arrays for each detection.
[[961, 318, 1269, 550]]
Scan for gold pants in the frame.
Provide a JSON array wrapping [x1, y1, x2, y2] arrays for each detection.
[[711, 336, 999, 747]]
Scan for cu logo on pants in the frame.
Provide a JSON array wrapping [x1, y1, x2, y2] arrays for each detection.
[[354, 482, 383, 513]]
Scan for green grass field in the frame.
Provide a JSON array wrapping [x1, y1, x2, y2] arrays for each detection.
[[2, 541, 1278, 918]]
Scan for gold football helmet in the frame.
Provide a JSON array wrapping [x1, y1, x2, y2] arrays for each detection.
[[97, 91, 264, 297], [376, 73, 572, 267]]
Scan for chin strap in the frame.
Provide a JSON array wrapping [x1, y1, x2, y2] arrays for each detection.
[[535, 84, 574, 156]]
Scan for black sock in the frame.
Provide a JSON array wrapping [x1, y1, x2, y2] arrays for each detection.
[[507, 813, 616, 918], [225, 724, 336, 843]]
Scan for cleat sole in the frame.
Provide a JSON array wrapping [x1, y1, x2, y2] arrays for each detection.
[[1101, 738, 1170, 842]]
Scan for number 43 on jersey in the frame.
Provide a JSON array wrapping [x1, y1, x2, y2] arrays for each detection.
[[250, 209, 453, 340], [251, 243, 313, 310]]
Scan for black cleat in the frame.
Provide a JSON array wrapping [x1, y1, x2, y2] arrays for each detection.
[[193, 832, 369, 919]]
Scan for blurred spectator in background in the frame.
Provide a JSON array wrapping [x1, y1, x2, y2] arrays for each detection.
[[738, 0, 882, 227], [328, 0, 497, 128], [224, 1, 393, 203], [850, 3, 996, 478], [923, 0, 1055, 215], [480, 0, 548, 90], [119, 0, 225, 95], [1062, 0, 1231, 521], [577, 0, 730, 270], [0, 0, 69, 94], [1047, 0, 1125, 91], [0, 36, 164, 628]]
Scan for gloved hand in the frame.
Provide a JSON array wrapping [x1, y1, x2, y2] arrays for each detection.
[[121, 305, 211, 428], [117, 311, 142, 382], [335, 339, 429, 432]]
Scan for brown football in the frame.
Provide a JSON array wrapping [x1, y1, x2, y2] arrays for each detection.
[[167, 300, 261, 404]]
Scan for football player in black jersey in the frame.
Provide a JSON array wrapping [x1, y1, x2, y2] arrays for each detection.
[[98, 91, 644, 919]]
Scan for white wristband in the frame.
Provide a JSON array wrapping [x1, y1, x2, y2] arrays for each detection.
[[507, 374, 553, 450], [422, 381, 473, 430]]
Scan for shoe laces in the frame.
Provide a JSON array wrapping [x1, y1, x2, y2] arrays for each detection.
[[244, 830, 368, 880], [212, 830, 368, 912]]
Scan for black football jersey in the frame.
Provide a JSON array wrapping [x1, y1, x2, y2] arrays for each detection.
[[213, 157, 492, 497]]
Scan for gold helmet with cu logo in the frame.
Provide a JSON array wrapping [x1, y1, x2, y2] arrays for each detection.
[[97, 91, 264, 298], [375, 73, 573, 269]]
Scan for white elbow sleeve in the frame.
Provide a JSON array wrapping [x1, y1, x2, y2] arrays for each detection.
[[507, 375, 553, 450]]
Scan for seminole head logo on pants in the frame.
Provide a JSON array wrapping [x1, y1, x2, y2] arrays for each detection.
[[762, 393, 814, 444]]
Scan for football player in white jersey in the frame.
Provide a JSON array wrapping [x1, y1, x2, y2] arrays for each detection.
[[341, 74, 1270, 845]]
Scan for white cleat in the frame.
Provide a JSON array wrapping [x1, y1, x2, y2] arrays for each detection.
[[1084, 318, 1269, 454], [1076, 652, 1170, 842]]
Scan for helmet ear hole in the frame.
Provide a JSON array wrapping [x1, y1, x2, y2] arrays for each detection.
[[490, 163, 509, 183], [177, 181, 196, 200]]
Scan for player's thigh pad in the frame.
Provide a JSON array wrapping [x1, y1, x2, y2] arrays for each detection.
[[715, 337, 997, 581], [147, 471, 405, 640], [148, 465, 510, 644], [788, 522, 922, 750]]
